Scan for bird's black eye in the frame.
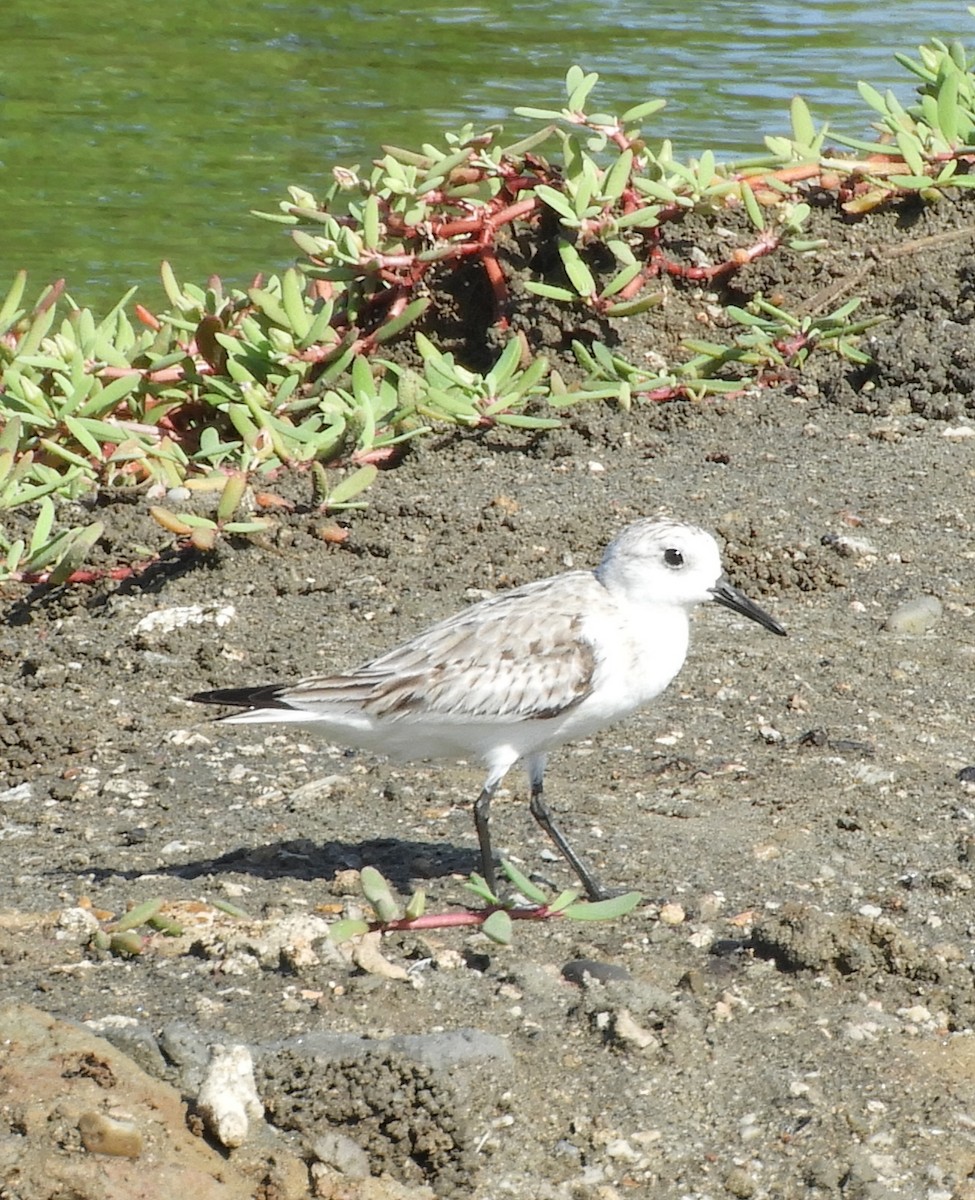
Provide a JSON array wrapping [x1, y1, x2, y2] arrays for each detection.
[[664, 547, 684, 568]]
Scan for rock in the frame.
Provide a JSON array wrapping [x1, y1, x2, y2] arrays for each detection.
[[0, 1002, 307, 1199], [658, 902, 686, 926], [85, 1017, 170, 1082], [561, 958, 632, 985], [195, 1044, 264, 1149], [883, 595, 943, 634], [309, 1129, 371, 1178], [131, 603, 236, 640], [78, 1111, 143, 1158], [611, 1008, 661, 1053], [157, 1021, 212, 1092]]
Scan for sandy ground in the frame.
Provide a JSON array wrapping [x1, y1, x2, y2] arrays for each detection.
[[3, 191, 975, 1198]]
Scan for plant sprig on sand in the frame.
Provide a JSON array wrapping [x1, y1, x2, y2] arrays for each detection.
[[329, 863, 642, 947]]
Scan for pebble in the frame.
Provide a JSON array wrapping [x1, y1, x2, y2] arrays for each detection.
[[850, 764, 898, 787], [612, 1009, 661, 1053], [658, 903, 685, 926], [604, 1137, 641, 1163], [825, 533, 879, 558], [883, 595, 943, 634], [309, 1130, 370, 1178], [56, 907, 101, 942], [561, 959, 631, 986], [131, 603, 236, 638], [0, 782, 32, 804], [805, 1156, 846, 1189], [78, 1111, 143, 1158], [724, 1166, 757, 1197]]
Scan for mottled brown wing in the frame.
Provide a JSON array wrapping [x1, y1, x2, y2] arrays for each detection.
[[281, 574, 600, 722]]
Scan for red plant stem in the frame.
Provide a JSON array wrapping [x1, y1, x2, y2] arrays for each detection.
[[639, 386, 691, 403], [98, 361, 215, 383], [432, 216, 482, 238], [486, 196, 540, 229], [434, 196, 538, 240], [774, 333, 809, 359], [480, 249, 509, 324], [14, 547, 188, 586], [634, 384, 747, 403], [649, 229, 780, 281], [607, 128, 632, 153], [370, 904, 562, 932], [616, 270, 649, 301], [351, 445, 400, 466]]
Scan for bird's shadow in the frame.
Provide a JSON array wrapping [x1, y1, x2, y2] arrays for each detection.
[[84, 836, 479, 895]]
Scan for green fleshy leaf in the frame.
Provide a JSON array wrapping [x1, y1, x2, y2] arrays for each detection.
[[492, 413, 561, 429], [619, 98, 666, 123], [464, 873, 501, 905], [563, 892, 642, 920], [523, 282, 577, 303], [602, 147, 633, 201], [740, 181, 765, 231], [482, 910, 513, 945], [548, 888, 583, 914], [513, 106, 564, 121], [533, 184, 577, 223], [600, 262, 641, 299], [211, 900, 252, 920], [937, 72, 960, 144], [217, 473, 247, 523], [329, 918, 372, 943], [604, 294, 664, 318], [111, 898, 164, 933], [222, 520, 274, 534], [558, 241, 596, 297], [895, 130, 927, 177], [0, 270, 27, 334], [29, 497, 57, 555], [499, 860, 549, 905], [327, 464, 378, 506], [790, 95, 816, 146], [360, 865, 401, 923], [373, 296, 431, 344], [613, 207, 662, 230]]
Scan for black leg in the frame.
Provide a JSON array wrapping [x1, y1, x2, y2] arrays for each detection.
[[529, 781, 608, 901], [473, 781, 500, 898]]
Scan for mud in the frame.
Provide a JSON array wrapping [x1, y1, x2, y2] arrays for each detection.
[[3, 192, 975, 1198]]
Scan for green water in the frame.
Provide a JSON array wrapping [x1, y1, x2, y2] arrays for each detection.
[[0, 0, 969, 309]]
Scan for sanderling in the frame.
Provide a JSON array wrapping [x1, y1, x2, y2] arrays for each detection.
[[190, 518, 786, 899]]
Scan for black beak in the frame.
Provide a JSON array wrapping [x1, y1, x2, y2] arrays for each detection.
[[709, 579, 787, 637]]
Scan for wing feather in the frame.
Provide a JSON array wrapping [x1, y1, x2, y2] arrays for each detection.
[[279, 572, 601, 722]]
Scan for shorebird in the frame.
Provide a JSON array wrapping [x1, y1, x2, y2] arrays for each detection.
[[190, 518, 786, 899]]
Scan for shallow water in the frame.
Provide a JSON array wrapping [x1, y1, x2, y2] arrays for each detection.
[[1, 0, 968, 307]]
